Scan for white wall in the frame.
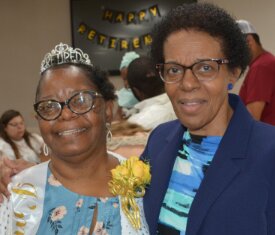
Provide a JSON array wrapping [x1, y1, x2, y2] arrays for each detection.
[[0, 0, 71, 132], [203, 0, 275, 54], [0, 0, 274, 130]]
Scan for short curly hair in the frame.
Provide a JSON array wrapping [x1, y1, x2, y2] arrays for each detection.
[[151, 2, 251, 75], [36, 63, 116, 102]]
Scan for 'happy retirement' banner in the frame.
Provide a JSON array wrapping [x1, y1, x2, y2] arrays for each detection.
[[76, 4, 160, 51], [102, 4, 161, 24], [71, 0, 195, 70], [78, 23, 153, 50]]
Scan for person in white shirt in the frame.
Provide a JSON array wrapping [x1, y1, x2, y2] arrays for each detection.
[[108, 56, 177, 157], [126, 56, 177, 130], [0, 109, 44, 163]]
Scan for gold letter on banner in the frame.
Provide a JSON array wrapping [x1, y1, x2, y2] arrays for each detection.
[[143, 34, 153, 46], [149, 5, 160, 17], [102, 9, 114, 22], [138, 10, 146, 22], [78, 23, 87, 34], [87, 29, 97, 41], [109, 37, 117, 49], [132, 37, 141, 49], [127, 12, 136, 24], [98, 34, 107, 45], [115, 11, 124, 23], [120, 39, 129, 50]]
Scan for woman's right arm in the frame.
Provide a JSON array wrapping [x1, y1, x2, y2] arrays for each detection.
[[0, 157, 35, 202]]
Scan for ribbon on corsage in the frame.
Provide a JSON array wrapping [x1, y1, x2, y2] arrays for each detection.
[[109, 156, 151, 230]]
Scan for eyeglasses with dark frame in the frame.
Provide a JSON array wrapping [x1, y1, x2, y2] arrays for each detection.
[[156, 58, 230, 84], [33, 90, 102, 121]]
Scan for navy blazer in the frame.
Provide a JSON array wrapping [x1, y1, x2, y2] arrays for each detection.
[[142, 94, 275, 235]]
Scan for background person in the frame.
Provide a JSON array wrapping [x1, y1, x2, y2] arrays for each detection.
[[142, 3, 275, 235], [0, 109, 44, 163], [0, 43, 148, 234], [109, 56, 177, 157], [126, 56, 177, 130], [237, 19, 275, 125], [115, 51, 140, 120]]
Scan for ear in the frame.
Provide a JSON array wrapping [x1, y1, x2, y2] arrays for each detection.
[[105, 100, 114, 123], [132, 87, 144, 101], [245, 34, 254, 48]]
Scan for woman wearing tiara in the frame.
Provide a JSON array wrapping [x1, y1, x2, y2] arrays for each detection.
[[0, 43, 149, 234]]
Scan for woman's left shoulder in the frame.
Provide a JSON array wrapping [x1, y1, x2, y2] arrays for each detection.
[[251, 121, 275, 142]]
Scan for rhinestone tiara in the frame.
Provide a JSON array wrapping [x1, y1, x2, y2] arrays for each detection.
[[40, 43, 93, 74]]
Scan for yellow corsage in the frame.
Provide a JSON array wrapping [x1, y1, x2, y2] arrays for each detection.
[[109, 156, 151, 230]]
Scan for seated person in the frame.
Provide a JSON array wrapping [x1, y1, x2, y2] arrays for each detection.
[[0, 43, 149, 234], [0, 109, 44, 164], [126, 56, 177, 130], [108, 56, 177, 157], [115, 51, 140, 120]]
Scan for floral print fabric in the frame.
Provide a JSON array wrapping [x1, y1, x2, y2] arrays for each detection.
[[36, 167, 121, 235]]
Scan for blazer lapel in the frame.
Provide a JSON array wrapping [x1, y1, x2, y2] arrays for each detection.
[[186, 95, 254, 235], [186, 145, 242, 235]]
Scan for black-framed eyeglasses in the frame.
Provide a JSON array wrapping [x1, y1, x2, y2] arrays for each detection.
[[34, 90, 102, 121], [156, 58, 230, 84]]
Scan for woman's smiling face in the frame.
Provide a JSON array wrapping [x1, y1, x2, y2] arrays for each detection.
[[163, 30, 238, 136], [36, 65, 112, 160]]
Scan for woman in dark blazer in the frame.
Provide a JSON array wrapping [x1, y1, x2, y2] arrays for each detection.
[[142, 3, 275, 235]]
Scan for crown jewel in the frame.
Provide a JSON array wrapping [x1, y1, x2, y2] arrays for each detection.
[[40, 43, 93, 73]]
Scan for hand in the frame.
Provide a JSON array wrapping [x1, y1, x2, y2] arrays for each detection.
[[0, 157, 35, 202]]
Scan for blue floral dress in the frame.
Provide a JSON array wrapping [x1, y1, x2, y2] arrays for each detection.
[[36, 167, 121, 235]]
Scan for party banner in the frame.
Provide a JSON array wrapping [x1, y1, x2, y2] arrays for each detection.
[[71, 0, 196, 72], [102, 5, 161, 24], [78, 23, 153, 51]]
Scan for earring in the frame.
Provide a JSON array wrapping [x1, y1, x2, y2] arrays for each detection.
[[43, 143, 49, 156], [106, 122, 112, 142], [227, 83, 233, 90]]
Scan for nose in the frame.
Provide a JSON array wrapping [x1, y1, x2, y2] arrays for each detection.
[[59, 104, 78, 120], [16, 123, 25, 129], [179, 68, 201, 91], [17, 124, 24, 130]]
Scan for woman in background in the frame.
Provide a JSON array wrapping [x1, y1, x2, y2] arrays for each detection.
[[0, 109, 44, 163]]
